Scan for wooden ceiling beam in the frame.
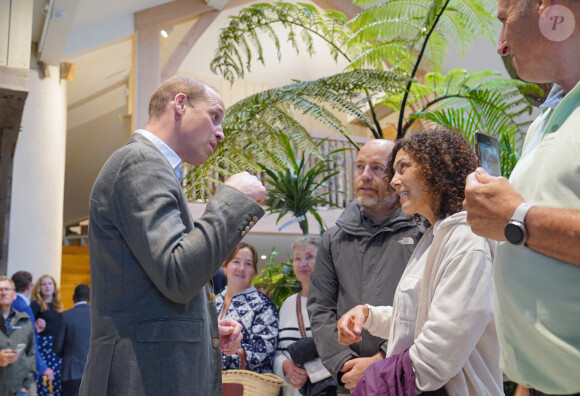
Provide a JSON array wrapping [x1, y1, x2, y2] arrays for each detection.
[[135, 0, 215, 31], [161, 10, 221, 81]]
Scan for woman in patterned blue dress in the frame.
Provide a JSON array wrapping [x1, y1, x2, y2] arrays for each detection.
[[215, 243, 279, 373], [30, 275, 63, 396]]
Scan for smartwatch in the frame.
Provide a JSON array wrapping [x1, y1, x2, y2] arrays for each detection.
[[504, 202, 534, 245]]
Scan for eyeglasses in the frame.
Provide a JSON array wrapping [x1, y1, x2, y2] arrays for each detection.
[[355, 164, 387, 178], [0, 288, 14, 293]]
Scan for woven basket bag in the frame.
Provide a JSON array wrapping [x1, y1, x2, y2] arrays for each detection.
[[222, 347, 283, 396]]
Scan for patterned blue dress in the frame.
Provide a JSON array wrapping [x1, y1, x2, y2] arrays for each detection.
[[31, 301, 62, 396], [216, 286, 278, 373]]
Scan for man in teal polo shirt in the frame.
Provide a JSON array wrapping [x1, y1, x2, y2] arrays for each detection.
[[463, 1, 580, 395]]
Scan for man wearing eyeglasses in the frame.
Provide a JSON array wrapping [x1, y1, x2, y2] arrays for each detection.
[[0, 275, 35, 396], [308, 140, 422, 394]]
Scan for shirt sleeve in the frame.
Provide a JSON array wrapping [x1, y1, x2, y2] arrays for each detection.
[[363, 304, 393, 340]]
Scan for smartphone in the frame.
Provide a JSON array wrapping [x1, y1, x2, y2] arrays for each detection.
[[13, 343, 26, 356], [474, 131, 501, 177]]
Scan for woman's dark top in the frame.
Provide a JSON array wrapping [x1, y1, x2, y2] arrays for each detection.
[[30, 300, 62, 337]]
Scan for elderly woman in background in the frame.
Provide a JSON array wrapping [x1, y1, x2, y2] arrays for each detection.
[[216, 242, 279, 373], [337, 128, 502, 396], [31, 274, 63, 396], [274, 236, 337, 396]]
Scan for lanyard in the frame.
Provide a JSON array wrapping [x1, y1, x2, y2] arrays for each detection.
[[296, 291, 307, 338]]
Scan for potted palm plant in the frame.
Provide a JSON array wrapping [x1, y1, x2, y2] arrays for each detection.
[[261, 134, 346, 235]]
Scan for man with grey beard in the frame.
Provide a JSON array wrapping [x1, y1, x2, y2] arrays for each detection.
[[307, 140, 422, 395]]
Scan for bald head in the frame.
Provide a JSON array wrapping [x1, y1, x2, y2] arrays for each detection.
[[358, 139, 395, 162]]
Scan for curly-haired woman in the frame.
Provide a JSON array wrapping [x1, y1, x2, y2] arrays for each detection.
[[337, 128, 502, 396], [31, 274, 63, 396]]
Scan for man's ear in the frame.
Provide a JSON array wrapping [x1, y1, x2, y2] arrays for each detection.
[[537, 0, 545, 13], [174, 93, 187, 116], [538, 0, 559, 13]]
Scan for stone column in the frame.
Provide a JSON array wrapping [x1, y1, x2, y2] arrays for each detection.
[[7, 66, 67, 281]]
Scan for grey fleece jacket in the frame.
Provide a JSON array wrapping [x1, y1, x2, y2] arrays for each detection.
[[307, 200, 422, 392], [0, 309, 36, 396]]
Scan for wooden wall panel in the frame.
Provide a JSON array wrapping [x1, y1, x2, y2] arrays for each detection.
[[60, 246, 90, 310]]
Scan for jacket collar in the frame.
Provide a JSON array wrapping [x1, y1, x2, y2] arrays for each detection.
[[336, 199, 416, 236]]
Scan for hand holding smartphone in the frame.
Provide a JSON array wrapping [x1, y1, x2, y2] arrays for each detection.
[[474, 131, 501, 177]]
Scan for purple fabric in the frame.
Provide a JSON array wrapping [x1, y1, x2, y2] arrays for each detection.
[[351, 348, 447, 396], [351, 348, 415, 396]]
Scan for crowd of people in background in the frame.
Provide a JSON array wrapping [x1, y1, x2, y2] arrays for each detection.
[[1, 272, 90, 396]]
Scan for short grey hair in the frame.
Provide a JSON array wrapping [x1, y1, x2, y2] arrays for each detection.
[[291, 236, 321, 253]]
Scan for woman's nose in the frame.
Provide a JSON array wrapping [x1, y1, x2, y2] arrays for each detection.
[[390, 175, 401, 187]]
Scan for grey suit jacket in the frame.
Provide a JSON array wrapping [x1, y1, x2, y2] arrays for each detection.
[[53, 303, 91, 382], [80, 133, 264, 396]]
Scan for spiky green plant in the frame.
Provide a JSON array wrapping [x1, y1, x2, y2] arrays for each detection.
[[252, 249, 301, 310], [261, 134, 346, 235]]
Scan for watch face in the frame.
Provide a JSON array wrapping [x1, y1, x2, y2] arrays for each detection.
[[505, 222, 525, 245]]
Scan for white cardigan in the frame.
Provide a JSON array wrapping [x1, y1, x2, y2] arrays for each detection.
[[363, 212, 502, 396]]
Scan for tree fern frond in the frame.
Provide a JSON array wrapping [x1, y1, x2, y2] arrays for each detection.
[[401, 68, 540, 139], [210, 2, 351, 83], [199, 0, 533, 201], [347, 40, 414, 71], [417, 30, 447, 71], [347, 0, 496, 71]]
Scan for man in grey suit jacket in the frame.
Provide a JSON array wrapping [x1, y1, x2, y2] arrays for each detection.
[[53, 284, 91, 396], [80, 76, 266, 396]]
